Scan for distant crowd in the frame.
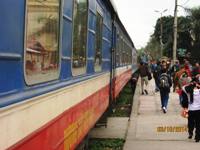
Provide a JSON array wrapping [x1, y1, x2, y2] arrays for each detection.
[[137, 58, 200, 142]]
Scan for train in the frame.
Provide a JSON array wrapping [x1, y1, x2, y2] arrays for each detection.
[[0, 0, 138, 149]]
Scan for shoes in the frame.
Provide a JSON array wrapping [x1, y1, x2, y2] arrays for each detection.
[[144, 90, 148, 95], [195, 139, 200, 142], [162, 107, 167, 113], [142, 90, 148, 95], [188, 135, 193, 139]]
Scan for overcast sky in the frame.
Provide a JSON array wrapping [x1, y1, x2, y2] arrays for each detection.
[[113, 0, 200, 49]]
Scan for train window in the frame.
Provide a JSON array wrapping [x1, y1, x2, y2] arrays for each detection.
[[72, 0, 88, 76], [129, 47, 132, 64], [126, 52, 129, 65], [25, 0, 60, 85], [119, 36, 123, 66], [128, 47, 131, 64], [116, 33, 120, 67], [122, 40, 125, 65], [94, 11, 103, 72]]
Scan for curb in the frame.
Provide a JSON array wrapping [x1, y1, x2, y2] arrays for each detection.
[[124, 79, 141, 141]]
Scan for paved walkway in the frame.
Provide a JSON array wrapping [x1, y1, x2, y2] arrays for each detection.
[[124, 79, 200, 150], [89, 117, 129, 139]]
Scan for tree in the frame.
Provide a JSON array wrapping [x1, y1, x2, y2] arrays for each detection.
[[153, 16, 192, 58], [145, 36, 160, 60], [187, 6, 200, 62]]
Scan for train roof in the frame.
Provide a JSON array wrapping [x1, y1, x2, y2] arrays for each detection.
[[108, 0, 135, 49], [109, 0, 118, 14]]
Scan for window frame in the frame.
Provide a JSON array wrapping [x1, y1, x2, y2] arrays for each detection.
[[94, 5, 103, 72], [71, 0, 89, 77], [24, 0, 62, 85], [116, 32, 120, 67]]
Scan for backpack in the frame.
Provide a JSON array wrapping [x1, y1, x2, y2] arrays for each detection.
[[159, 73, 170, 88]]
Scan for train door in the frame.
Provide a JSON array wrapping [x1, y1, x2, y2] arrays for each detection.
[[109, 22, 117, 104]]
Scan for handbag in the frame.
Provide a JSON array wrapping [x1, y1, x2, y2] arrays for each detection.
[[181, 108, 188, 118]]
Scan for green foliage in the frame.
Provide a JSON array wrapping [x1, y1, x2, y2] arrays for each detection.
[[137, 48, 145, 62], [187, 6, 200, 41], [154, 16, 174, 45], [110, 83, 133, 117], [153, 16, 192, 58], [187, 6, 200, 61], [145, 36, 160, 59], [146, 6, 200, 60], [88, 138, 125, 150], [116, 83, 133, 105]]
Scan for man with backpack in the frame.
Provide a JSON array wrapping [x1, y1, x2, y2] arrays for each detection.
[[159, 62, 172, 113]]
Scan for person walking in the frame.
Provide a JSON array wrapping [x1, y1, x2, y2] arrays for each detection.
[[178, 72, 192, 104], [182, 74, 200, 142], [170, 60, 180, 92], [151, 60, 160, 92], [130, 73, 138, 94], [139, 62, 149, 95], [158, 62, 172, 113], [192, 62, 200, 77]]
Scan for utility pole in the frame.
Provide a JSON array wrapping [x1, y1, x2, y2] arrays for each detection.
[[160, 15, 163, 57], [155, 9, 167, 57], [173, 0, 178, 64]]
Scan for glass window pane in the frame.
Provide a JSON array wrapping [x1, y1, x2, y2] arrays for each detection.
[[129, 47, 132, 64], [119, 37, 122, 66], [116, 33, 120, 67], [122, 40, 125, 65], [25, 0, 60, 85], [94, 12, 103, 72], [72, 0, 88, 76]]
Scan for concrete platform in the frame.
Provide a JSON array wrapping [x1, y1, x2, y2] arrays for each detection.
[[124, 79, 200, 150], [124, 141, 200, 150], [89, 117, 129, 139]]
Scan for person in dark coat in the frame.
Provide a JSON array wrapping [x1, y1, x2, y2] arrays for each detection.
[[151, 60, 160, 92], [158, 62, 172, 113], [139, 62, 149, 95], [170, 60, 180, 92]]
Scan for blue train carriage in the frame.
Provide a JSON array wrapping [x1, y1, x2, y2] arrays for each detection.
[[0, 0, 136, 150], [111, 12, 137, 99], [132, 47, 138, 73]]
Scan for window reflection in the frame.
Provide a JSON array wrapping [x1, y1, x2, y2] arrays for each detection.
[[72, 0, 88, 76], [119, 37, 123, 65], [95, 12, 103, 72], [116, 33, 120, 67], [25, 0, 60, 85]]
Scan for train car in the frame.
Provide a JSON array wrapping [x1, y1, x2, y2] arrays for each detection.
[[112, 15, 136, 99], [0, 0, 137, 150]]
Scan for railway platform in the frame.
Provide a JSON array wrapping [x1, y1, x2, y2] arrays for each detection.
[[123, 79, 200, 150]]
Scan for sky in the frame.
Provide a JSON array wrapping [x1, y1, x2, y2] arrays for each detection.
[[113, 0, 200, 49]]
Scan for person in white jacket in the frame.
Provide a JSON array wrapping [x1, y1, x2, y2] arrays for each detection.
[[182, 74, 200, 142]]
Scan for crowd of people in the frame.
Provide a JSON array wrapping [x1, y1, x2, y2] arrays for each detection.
[[137, 58, 200, 142]]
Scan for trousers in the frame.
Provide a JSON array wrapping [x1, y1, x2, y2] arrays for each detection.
[[160, 91, 169, 108], [188, 110, 200, 140]]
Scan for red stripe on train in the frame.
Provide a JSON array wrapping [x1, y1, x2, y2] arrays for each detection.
[[8, 86, 110, 150], [113, 69, 131, 98]]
